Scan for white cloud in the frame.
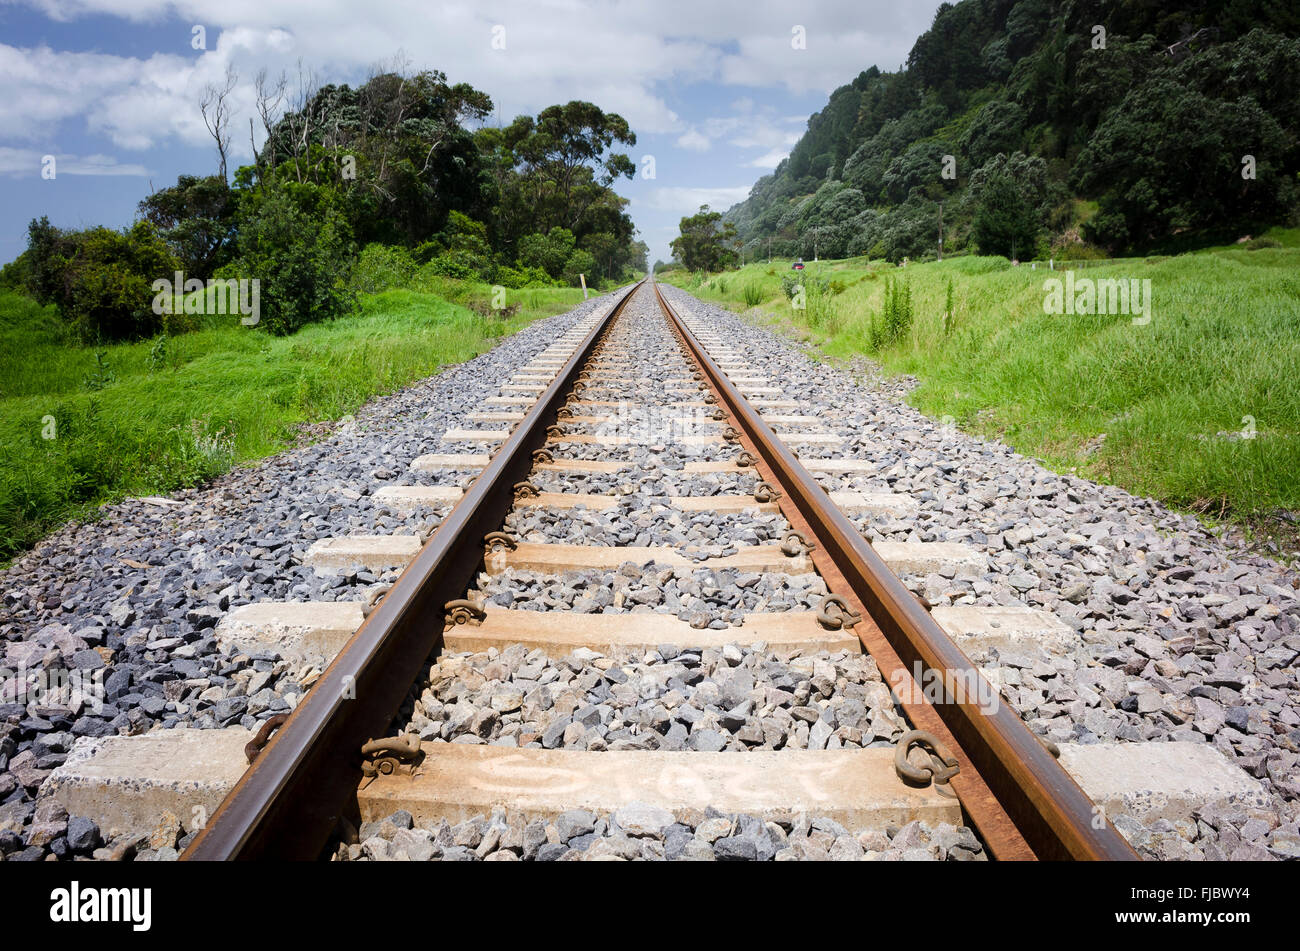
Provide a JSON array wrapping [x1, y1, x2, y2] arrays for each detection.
[[0, 1, 940, 156], [746, 148, 789, 168], [0, 146, 150, 176], [676, 129, 711, 152], [644, 185, 753, 215]]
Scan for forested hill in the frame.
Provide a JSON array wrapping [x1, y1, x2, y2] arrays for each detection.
[[723, 0, 1300, 263]]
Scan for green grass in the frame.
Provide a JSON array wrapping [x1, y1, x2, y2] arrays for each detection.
[[0, 281, 586, 561], [662, 236, 1300, 532]]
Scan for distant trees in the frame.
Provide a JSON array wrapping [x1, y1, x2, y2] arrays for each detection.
[[671, 206, 738, 271]]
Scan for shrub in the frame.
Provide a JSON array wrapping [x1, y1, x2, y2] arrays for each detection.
[[742, 283, 763, 306], [351, 243, 418, 294], [231, 188, 355, 335], [422, 251, 482, 281], [562, 249, 596, 287], [23, 219, 181, 342], [882, 276, 913, 345], [517, 228, 577, 278], [1246, 236, 1282, 250], [493, 264, 556, 289]]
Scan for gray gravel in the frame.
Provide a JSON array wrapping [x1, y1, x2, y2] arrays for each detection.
[[335, 804, 985, 862], [469, 565, 828, 627], [398, 642, 905, 752]]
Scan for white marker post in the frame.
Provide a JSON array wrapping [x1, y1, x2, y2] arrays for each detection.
[[579, 274, 588, 300]]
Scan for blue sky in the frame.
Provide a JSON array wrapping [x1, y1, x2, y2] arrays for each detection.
[[0, 0, 945, 266]]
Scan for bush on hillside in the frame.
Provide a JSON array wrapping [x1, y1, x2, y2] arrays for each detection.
[[20, 217, 181, 341], [229, 187, 355, 335], [351, 243, 418, 294]]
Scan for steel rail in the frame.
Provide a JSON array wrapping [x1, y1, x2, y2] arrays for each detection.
[[652, 280, 1138, 862], [182, 281, 642, 860]]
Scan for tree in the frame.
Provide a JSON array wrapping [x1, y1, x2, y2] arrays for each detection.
[[138, 175, 237, 279], [971, 169, 1040, 258], [230, 183, 355, 335], [255, 66, 493, 247], [671, 205, 738, 272], [499, 101, 636, 234], [199, 64, 238, 183]]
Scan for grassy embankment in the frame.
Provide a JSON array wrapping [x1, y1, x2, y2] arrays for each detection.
[[0, 279, 590, 561], [661, 232, 1300, 551]]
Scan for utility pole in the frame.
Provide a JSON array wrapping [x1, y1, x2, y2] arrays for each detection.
[[935, 200, 946, 259]]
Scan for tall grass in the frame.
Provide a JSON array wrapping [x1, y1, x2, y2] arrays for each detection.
[[0, 280, 583, 561], [662, 233, 1300, 523]]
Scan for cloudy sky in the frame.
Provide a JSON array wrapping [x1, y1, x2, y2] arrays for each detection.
[[0, 0, 945, 265]]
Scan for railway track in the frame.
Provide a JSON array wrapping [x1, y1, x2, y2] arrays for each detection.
[[161, 278, 1136, 861]]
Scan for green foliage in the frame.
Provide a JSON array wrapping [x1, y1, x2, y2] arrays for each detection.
[[517, 227, 577, 278], [137, 174, 237, 279], [147, 334, 169, 372], [1075, 67, 1297, 248], [562, 249, 596, 286], [721, 3, 1300, 263], [672, 205, 738, 271], [255, 69, 493, 248], [350, 243, 418, 294], [230, 184, 355, 335], [21, 218, 182, 342], [477, 100, 640, 279], [870, 276, 913, 349], [422, 251, 483, 281], [971, 168, 1041, 259], [961, 100, 1026, 168], [82, 351, 116, 391], [0, 252, 33, 291], [493, 264, 557, 288], [742, 283, 764, 306]]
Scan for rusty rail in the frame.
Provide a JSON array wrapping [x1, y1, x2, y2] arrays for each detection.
[[182, 282, 642, 860], [652, 280, 1138, 861]]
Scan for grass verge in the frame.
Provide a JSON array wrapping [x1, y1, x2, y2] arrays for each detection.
[[0, 281, 586, 562], [661, 233, 1300, 554]]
